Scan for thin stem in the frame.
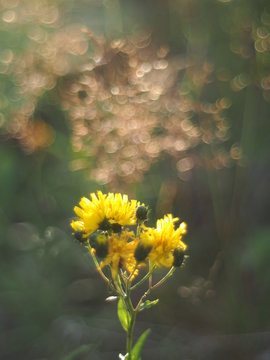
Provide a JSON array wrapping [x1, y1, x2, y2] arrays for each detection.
[[87, 243, 110, 284], [149, 261, 152, 289], [136, 222, 142, 237], [122, 274, 136, 359], [130, 265, 156, 291], [121, 269, 128, 282], [151, 267, 175, 290], [125, 266, 176, 357], [115, 274, 126, 298], [126, 312, 136, 359], [128, 264, 137, 282], [135, 289, 150, 313], [134, 266, 175, 313]]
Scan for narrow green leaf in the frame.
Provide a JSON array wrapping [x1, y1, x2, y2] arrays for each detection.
[[131, 329, 151, 360], [117, 297, 130, 332], [62, 344, 93, 360], [139, 299, 159, 312]]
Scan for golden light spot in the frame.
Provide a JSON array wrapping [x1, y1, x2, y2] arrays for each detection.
[[177, 157, 194, 172], [40, 7, 59, 25], [119, 161, 135, 176], [2, 10, 17, 23], [261, 77, 270, 90], [157, 46, 169, 58], [153, 59, 168, 70], [256, 27, 269, 39], [0, 49, 14, 64], [181, 119, 193, 132], [231, 73, 250, 91], [174, 139, 188, 152], [230, 144, 242, 160]]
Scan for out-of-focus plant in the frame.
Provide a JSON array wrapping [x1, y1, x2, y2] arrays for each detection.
[[71, 191, 188, 359]]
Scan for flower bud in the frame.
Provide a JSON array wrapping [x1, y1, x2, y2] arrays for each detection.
[[111, 223, 122, 233], [173, 248, 185, 267], [99, 217, 111, 231], [89, 231, 109, 259], [136, 205, 148, 222], [73, 230, 85, 243], [134, 243, 152, 262]]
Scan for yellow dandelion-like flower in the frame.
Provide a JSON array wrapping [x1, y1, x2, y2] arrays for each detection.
[[140, 214, 187, 268], [106, 193, 141, 226], [71, 191, 142, 237], [99, 230, 139, 279]]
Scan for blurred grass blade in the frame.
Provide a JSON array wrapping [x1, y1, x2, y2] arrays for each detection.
[[62, 344, 93, 360]]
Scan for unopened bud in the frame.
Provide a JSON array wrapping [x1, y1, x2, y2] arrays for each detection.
[[134, 243, 152, 262], [173, 248, 185, 267], [136, 205, 148, 222], [99, 217, 111, 231], [73, 230, 85, 243], [89, 231, 109, 259], [111, 223, 122, 233]]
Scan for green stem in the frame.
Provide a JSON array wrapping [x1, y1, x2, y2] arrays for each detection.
[[123, 272, 136, 358], [116, 275, 126, 298], [124, 267, 175, 357], [151, 267, 175, 290], [136, 222, 142, 237], [126, 311, 136, 359], [130, 266, 156, 291], [134, 267, 175, 312], [87, 244, 110, 284]]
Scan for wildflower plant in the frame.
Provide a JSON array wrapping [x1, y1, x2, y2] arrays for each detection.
[[71, 191, 188, 359]]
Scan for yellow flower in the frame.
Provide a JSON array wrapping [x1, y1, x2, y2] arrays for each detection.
[[99, 230, 139, 279], [71, 191, 142, 237], [106, 193, 140, 226], [140, 214, 187, 268]]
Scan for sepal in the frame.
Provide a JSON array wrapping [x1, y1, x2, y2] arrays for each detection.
[[139, 299, 159, 312]]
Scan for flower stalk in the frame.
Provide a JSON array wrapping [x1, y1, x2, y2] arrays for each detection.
[[71, 191, 188, 359]]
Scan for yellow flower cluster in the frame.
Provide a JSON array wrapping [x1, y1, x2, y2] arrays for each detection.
[[140, 214, 187, 268], [100, 230, 139, 280], [71, 191, 187, 279], [71, 191, 141, 237]]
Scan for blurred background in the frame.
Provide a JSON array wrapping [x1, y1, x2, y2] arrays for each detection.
[[1, 0, 270, 359]]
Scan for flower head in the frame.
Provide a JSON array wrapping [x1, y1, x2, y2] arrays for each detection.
[[71, 191, 142, 237], [139, 214, 187, 268], [99, 230, 139, 279]]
